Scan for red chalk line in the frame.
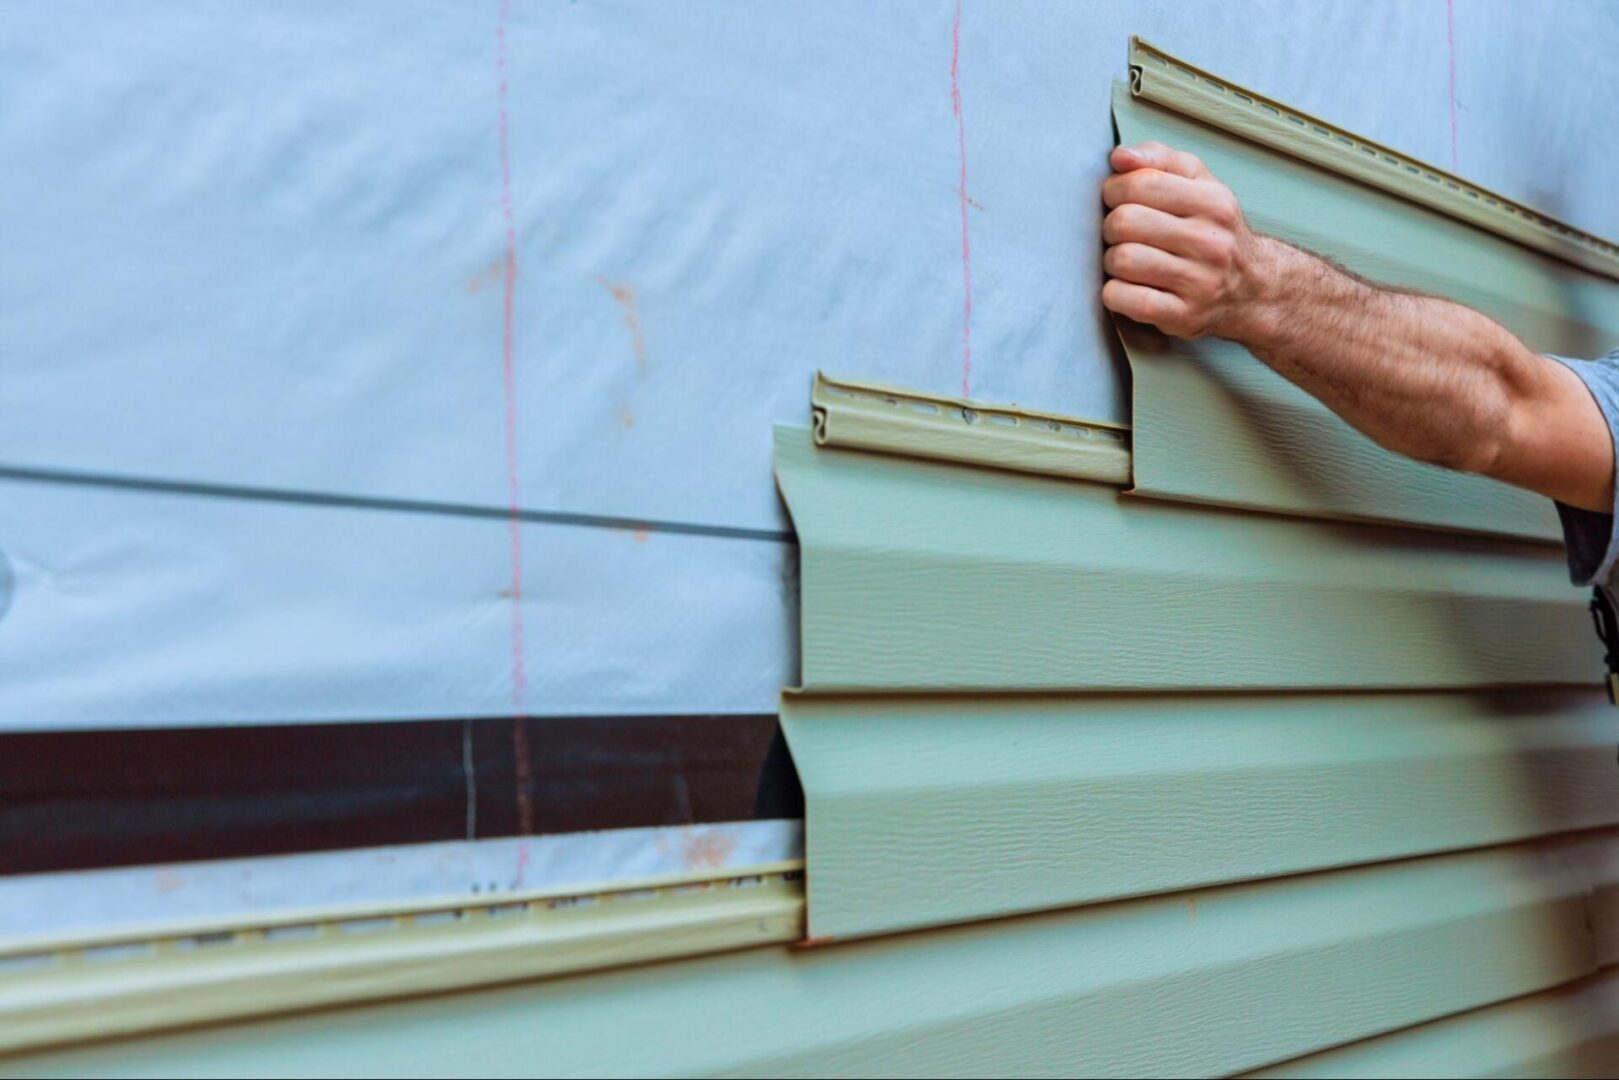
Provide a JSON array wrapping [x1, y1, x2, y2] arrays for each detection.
[[496, 0, 536, 837], [951, 0, 973, 399], [1446, 0, 1459, 171]]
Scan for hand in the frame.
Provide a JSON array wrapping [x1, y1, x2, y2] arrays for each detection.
[[1100, 141, 1272, 341]]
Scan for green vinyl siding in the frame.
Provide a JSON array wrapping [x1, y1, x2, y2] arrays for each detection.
[[1125, 39, 1619, 283], [782, 688, 1619, 940], [1248, 970, 1619, 1079], [12, 834, 1619, 1079], [1112, 80, 1619, 541], [751, 37, 1619, 1072], [774, 426, 1589, 693]]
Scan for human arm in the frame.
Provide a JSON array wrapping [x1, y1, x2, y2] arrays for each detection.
[[1098, 141, 1615, 514]]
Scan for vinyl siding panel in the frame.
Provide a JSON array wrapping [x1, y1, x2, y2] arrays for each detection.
[[1112, 79, 1612, 541], [1123, 40, 1619, 283], [782, 688, 1619, 940], [766, 66, 1619, 1046], [753, 33, 1619, 1070], [13, 834, 1619, 1079], [1248, 970, 1619, 1079], [773, 428, 1590, 693]]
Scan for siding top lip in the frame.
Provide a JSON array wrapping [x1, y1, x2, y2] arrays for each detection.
[[1127, 36, 1619, 281], [809, 372, 1131, 486], [815, 372, 1129, 435]]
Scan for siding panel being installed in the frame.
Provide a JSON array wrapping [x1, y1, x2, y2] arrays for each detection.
[[1115, 39, 1619, 541]]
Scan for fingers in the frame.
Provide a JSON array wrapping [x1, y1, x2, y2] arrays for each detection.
[[1102, 202, 1208, 260], [1103, 242, 1196, 292], [1110, 140, 1208, 180], [1102, 168, 1212, 218], [1101, 278, 1191, 333], [1098, 140, 1246, 341]]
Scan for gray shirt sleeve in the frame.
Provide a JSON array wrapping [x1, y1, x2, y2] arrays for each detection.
[[1547, 351, 1619, 586]]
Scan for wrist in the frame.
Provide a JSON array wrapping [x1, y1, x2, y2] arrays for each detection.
[[1223, 234, 1291, 353]]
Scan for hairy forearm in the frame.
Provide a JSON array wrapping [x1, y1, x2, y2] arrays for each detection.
[[1225, 237, 1540, 476]]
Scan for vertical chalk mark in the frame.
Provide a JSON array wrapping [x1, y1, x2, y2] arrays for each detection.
[[462, 719, 478, 841], [1445, 0, 1459, 171], [950, 0, 973, 399], [514, 842, 530, 889], [496, 0, 537, 837]]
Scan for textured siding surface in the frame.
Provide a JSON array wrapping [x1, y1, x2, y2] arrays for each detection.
[[774, 427, 1590, 694], [782, 688, 1619, 939], [14, 834, 1619, 1079], [750, 55, 1619, 1060], [1248, 970, 1619, 1079], [776, 427, 1612, 943], [1112, 84, 1609, 541]]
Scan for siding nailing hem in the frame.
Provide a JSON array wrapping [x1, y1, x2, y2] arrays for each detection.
[[1128, 36, 1619, 281]]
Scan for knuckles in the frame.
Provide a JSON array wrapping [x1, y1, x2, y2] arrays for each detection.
[[1102, 243, 1135, 277], [1102, 172, 1245, 235], [1187, 181, 1242, 229], [1101, 205, 1136, 242], [1201, 229, 1238, 269], [1203, 189, 1241, 226], [1098, 145, 1242, 342]]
